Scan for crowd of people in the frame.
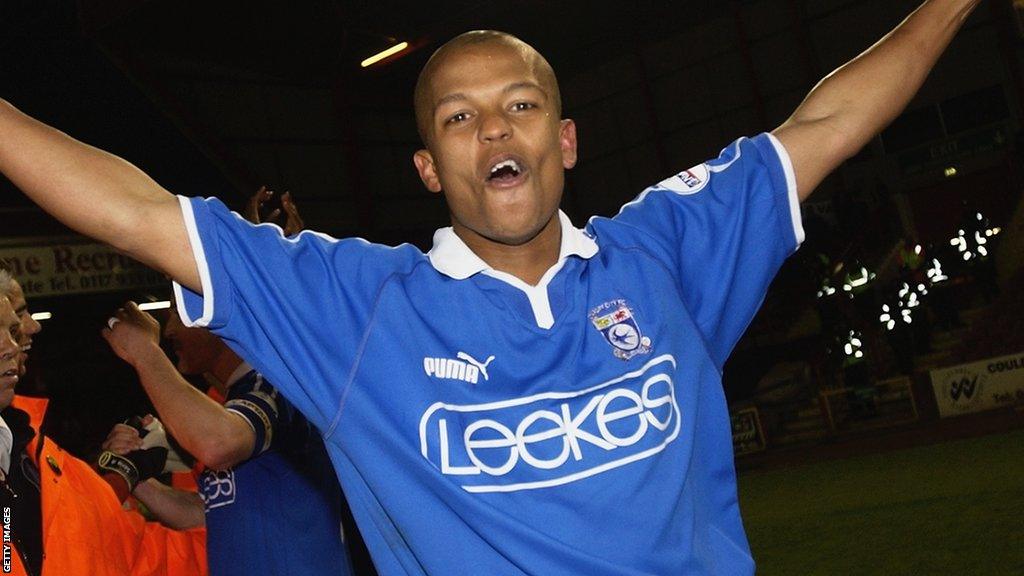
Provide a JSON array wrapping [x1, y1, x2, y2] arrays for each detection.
[[0, 1, 981, 574], [0, 264, 207, 576], [0, 188, 370, 576]]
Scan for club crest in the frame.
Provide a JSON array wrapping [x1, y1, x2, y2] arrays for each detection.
[[589, 299, 652, 360]]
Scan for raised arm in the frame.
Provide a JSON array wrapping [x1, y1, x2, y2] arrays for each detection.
[[102, 302, 256, 470], [0, 99, 200, 291], [773, 0, 981, 201]]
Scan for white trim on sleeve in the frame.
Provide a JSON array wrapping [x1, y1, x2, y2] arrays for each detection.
[[765, 133, 805, 246], [174, 195, 215, 328]]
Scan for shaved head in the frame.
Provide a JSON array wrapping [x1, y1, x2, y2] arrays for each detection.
[[414, 30, 562, 146]]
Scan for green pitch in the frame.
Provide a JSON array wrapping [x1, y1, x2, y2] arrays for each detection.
[[738, 429, 1024, 575]]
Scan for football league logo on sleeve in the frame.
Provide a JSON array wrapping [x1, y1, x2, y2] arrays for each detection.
[[657, 163, 709, 195], [590, 299, 652, 360]]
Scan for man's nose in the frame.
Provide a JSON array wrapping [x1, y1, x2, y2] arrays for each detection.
[[478, 111, 512, 143], [25, 314, 41, 336]]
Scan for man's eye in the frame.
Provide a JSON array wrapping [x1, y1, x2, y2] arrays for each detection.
[[511, 102, 536, 112], [446, 112, 469, 125]]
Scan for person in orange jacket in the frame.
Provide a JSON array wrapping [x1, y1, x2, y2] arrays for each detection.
[[0, 267, 208, 576]]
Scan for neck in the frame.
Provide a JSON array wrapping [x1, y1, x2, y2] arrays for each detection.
[[455, 213, 561, 286]]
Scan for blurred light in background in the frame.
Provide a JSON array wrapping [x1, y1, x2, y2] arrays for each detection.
[[361, 42, 409, 68]]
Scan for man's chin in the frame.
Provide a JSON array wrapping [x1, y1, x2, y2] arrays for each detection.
[[0, 388, 15, 411], [479, 212, 559, 246], [493, 218, 560, 247], [484, 228, 541, 247]]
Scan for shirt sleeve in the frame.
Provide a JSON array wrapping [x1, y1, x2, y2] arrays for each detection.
[[612, 133, 804, 369], [173, 196, 411, 433]]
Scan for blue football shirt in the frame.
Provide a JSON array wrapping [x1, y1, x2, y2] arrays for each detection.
[[175, 133, 803, 575], [198, 367, 353, 576]]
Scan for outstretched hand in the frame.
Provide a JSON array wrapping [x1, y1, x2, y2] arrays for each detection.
[[243, 185, 305, 235], [101, 301, 162, 367]]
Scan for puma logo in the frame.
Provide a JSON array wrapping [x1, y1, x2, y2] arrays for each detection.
[[457, 352, 496, 381], [423, 352, 496, 385]]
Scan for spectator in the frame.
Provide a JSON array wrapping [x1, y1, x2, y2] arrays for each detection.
[[0, 267, 206, 576]]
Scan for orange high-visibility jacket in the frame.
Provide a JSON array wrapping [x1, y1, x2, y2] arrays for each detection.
[[4, 396, 207, 576]]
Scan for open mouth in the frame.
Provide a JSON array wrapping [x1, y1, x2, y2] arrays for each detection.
[[488, 159, 522, 181], [485, 156, 527, 186], [1, 366, 18, 382]]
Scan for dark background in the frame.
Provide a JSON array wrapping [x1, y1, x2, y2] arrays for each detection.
[[0, 0, 1022, 456]]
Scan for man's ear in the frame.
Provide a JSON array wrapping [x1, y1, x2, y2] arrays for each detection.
[[413, 149, 442, 193], [559, 119, 578, 169]]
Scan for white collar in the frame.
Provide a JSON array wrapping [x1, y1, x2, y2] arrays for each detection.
[[427, 211, 599, 280], [224, 361, 254, 389]]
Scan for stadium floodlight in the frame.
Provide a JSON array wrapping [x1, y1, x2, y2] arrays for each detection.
[[926, 258, 948, 284], [880, 304, 896, 331], [817, 279, 837, 298], [842, 265, 875, 298], [841, 330, 865, 360]]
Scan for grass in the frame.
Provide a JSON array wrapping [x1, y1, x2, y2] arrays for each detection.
[[738, 429, 1024, 575]]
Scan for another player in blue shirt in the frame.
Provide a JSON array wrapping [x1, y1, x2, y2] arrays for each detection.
[[101, 302, 354, 576], [0, 1, 981, 573]]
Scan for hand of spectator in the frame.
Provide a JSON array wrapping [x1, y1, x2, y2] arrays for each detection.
[[129, 414, 192, 473], [243, 185, 305, 235], [98, 446, 168, 493], [101, 301, 162, 367], [102, 419, 149, 455]]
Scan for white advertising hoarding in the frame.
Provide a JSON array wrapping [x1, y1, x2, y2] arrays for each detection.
[[0, 241, 164, 298], [930, 352, 1024, 418]]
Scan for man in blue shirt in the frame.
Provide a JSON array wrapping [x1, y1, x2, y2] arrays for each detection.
[[101, 302, 353, 576], [0, 1, 981, 573]]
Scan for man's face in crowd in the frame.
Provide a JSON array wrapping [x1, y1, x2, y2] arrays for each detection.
[[414, 38, 577, 247], [0, 296, 23, 409], [8, 279, 41, 376], [163, 311, 223, 376]]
